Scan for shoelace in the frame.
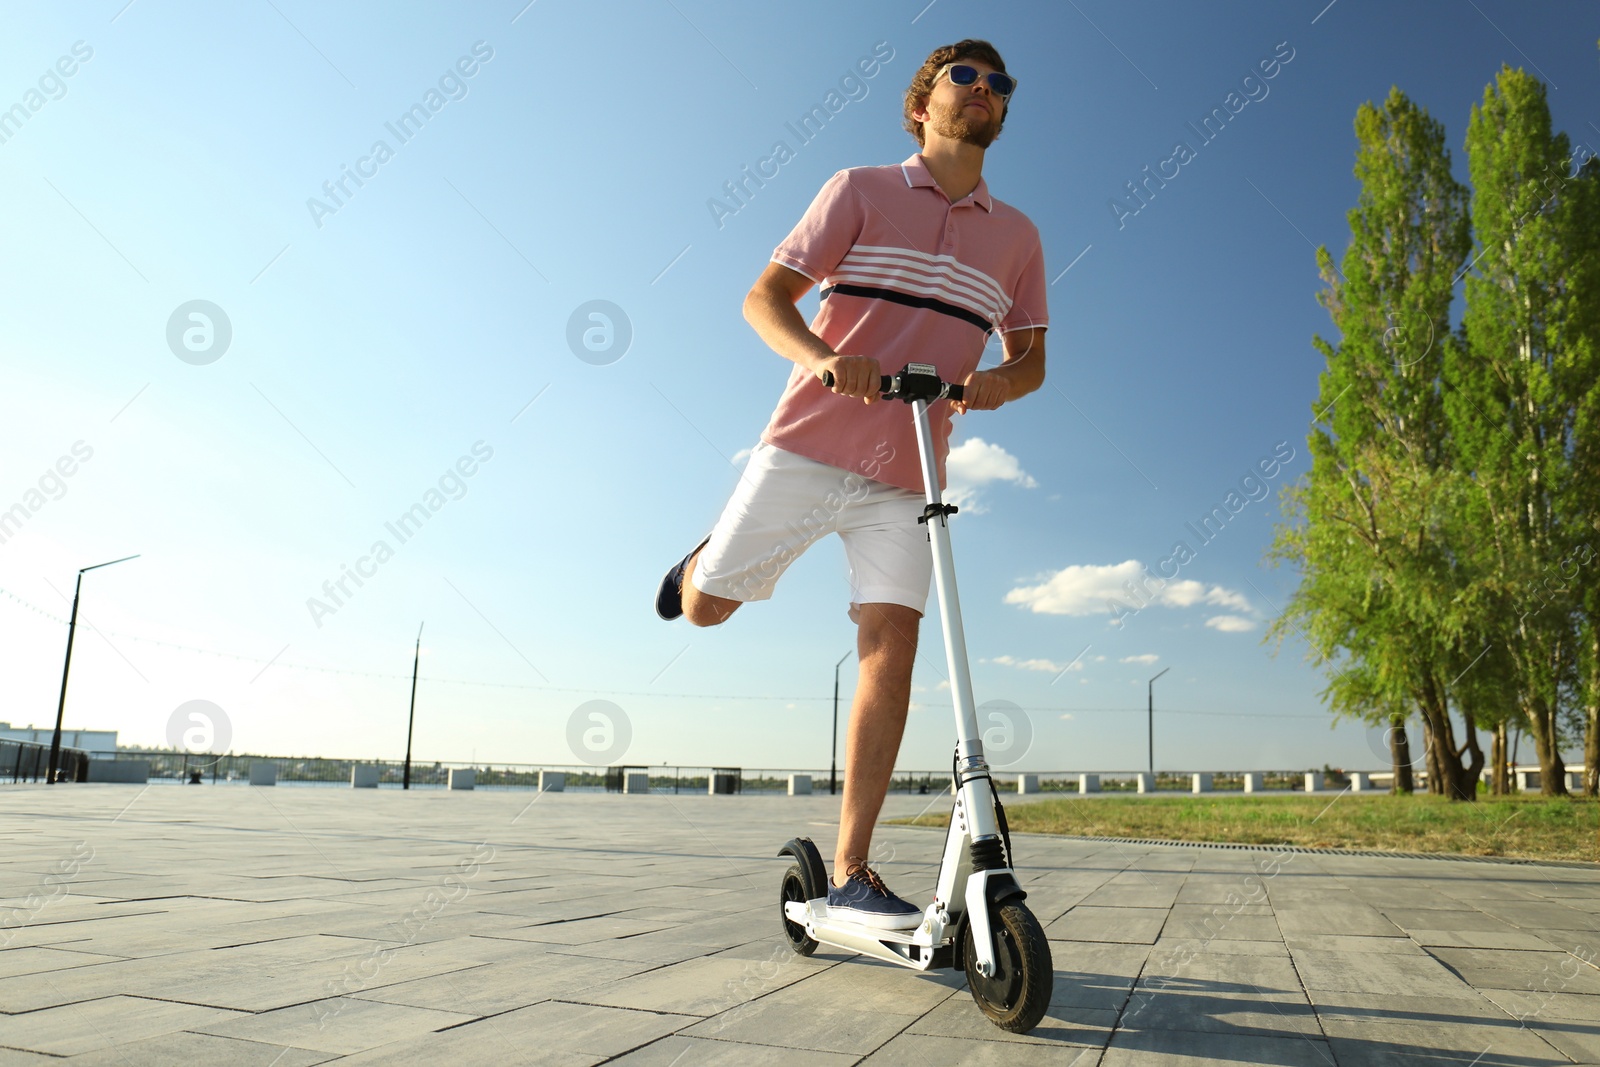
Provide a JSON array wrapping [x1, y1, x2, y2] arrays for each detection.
[[844, 861, 891, 896]]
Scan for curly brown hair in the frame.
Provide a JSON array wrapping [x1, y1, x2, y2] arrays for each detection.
[[903, 39, 1010, 147]]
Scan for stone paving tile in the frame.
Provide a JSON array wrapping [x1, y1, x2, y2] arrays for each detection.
[[680, 1000, 920, 1055], [1160, 906, 1281, 942], [1136, 949, 1305, 997], [1051, 942, 1147, 1011], [1379, 907, 1527, 934], [1174, 876, 1262, 905], [1283, 934, 1425, 955], [541, 935, 729, 965], [1538, 929, 1600, 958], [907, 997, 1116, 1047], [859, 1032, 1102, 1065], [1148, 935, 1289, 958], [1314, 991, 1572, 1066], [1101, 1027, 1333, 1066], [1513, 1022, 1600, 1065], [0, 912, 180, 953], [1473, 900, 1600, 931], [489, 915, 682, 945], [1474, 989, 1600, 1063], [0, 946, 125, 979], [1079, 877, 1183, 910], [570, 954, 822, 1015], [604, 1034, 856, 1064], [0, 994, 245, 1056], [1047, 905, 1167, 944], [1478, 987, 1600, 1023], [734, 955, 962, 1017], [1406, 928, 1563, 951], [1120, 987, 1322, 1039], [1429, 946, 1600, 995], [52, 1030, 335, 1066], [1013, 886, 1092, 923], [1274, 900, 1404, 938], [334, 999, 699, 1065], [350, 953, 653, 1015], [1290, 948, 1483, 998], [190, 995, 477, 1055]]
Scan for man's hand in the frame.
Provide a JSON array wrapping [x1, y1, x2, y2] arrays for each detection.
[[952, 369, 1010, 414], [819, 355, 883, 405]]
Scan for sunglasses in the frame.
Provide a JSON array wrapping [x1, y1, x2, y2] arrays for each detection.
[[938, 63, 1017, 99]]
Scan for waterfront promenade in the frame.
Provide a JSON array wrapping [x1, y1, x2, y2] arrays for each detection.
[[1, 784, 1597, 1064]]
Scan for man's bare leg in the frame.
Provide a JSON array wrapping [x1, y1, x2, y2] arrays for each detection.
[[834, 602, 920, 886], [681, 550, 741, 627]]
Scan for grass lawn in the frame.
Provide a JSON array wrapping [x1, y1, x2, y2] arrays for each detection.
[[894, 793, 1599, 863]]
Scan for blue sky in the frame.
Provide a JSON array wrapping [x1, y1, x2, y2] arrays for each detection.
[[2, 0, 1595, 775]]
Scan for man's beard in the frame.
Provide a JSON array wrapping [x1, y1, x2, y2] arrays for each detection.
[[926, 95, 1001, 148]]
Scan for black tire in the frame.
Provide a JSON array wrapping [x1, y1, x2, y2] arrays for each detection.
[[779, 864, 818, 956], [962, 902, 1053, 1033]]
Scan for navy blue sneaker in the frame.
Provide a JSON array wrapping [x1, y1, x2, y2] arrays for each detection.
[[655, 536, 710, 621], [826, 863, 922, 930]]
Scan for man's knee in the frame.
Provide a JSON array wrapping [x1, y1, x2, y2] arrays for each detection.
[[681, 551, 742, 627], [856, 603, 920, 660], [684, 590, 740, 627]]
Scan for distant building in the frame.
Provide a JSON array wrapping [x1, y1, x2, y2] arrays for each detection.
[[0, 722, 118, 756]]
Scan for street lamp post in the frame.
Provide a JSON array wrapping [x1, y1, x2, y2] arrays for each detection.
[[830, 649, 853, 796], [1147, 667, 1170, 779], [48, 554, 140, 784], [403, 622, 423, 789]]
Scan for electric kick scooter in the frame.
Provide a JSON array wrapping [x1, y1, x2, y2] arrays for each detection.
[[777, 363, 1053, 1034]]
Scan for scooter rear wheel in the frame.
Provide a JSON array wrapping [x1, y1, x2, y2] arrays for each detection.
[[962, 902, 1052, 1033], [779, 864, 818, 956]]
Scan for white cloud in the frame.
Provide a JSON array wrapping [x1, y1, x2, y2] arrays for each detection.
[[1120, 654, 1160, 665], [1059, 713, 1074, 721], [945, 437, 1037, 512], [1004, 560, 1143, 615], [1205, 615, 1257, 633], [730, 446, 755, 467], [1004, 560, 1253, 623], [1159, 581, 1252, 612], [991, 654, 1080, 674]]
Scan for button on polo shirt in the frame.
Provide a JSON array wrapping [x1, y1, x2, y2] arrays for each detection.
[[761, 154, 1049, 492]]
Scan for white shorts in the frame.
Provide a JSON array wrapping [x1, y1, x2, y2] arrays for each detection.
[[691, 442, 932, 614]]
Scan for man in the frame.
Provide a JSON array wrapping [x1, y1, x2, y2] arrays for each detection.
[[656, 40, 1048, 930]]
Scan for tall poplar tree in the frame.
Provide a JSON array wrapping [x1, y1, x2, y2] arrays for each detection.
[[1560, 153, 1600, 796], [1454, 67, 1598, 795], [1272, 89, 1478, 798]]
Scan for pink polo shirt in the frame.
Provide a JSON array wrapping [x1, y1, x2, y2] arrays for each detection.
[[760, 154, 1048, 492]]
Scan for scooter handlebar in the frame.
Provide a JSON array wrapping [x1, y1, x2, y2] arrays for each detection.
[[820, 364, 964, 403]]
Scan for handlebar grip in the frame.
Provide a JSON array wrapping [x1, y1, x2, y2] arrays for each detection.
[[822, 370, 963, 402], [820, 370, 894, 393]]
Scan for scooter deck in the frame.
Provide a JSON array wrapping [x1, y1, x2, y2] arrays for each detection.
[[785, 898, 951, 970]]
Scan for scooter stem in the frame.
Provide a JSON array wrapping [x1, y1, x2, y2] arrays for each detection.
[[910, 397, 999, 843]]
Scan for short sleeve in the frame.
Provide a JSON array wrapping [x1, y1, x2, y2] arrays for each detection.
[[998, 229, 1049, 334], [772, 169, 864, 284]]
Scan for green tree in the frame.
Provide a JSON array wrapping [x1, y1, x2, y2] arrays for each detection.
[[1271, 89, 1480, 799], [1454, 67, 1599, 795]]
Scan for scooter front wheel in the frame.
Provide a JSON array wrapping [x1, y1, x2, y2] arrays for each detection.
[[962, 902, 1053, 1033], [779, 864, 818, 956]]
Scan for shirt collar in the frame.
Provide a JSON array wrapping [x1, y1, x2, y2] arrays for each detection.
[[900, 153, 993, 211]]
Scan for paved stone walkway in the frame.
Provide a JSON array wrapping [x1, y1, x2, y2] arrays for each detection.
[[1, 784, 1597, 1065]]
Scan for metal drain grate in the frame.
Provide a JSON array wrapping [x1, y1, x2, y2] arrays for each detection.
[[1036, 833, 1597, 869]]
